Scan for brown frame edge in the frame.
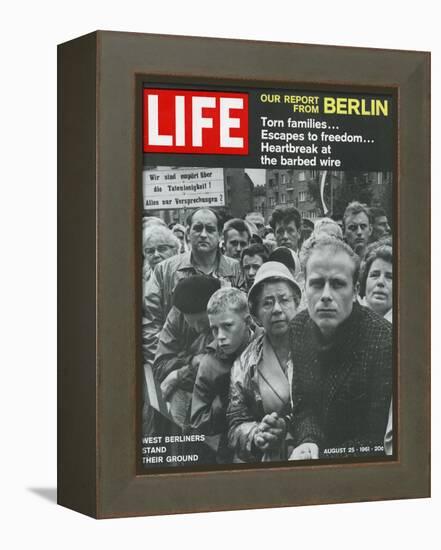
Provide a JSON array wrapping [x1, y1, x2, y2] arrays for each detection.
[[58, 31, 98, 518]]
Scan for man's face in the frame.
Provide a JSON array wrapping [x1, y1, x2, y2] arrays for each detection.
[[143, 234, 177, 269], [256, 281, 298, 338], [275, 220, 299, 251], [242, 254, 264, 289], [208, 307, 249, 356], [372, 215, 391, 241], [183, 311, 210, 334], [246, 214, 265, 238], [224, 229, 250, 260], [188, 210, 220, 255], [305, 248, 356, 339], [344, 212, 372, 256]]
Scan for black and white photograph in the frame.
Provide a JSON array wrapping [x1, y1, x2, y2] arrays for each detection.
[[140, 83, 396, 470]]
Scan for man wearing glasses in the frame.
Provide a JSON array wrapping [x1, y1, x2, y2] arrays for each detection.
[[142, 208, 244, 368]]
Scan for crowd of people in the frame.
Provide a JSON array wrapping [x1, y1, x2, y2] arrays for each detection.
[[141, 201, 393, 465]]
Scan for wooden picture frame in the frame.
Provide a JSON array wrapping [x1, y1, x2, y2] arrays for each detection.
[[58, 31, 430, 518]]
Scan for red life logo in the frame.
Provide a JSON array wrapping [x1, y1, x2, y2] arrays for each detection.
[[143, 89, 248, 155]]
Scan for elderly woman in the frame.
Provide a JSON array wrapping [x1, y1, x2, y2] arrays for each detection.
[[227, 261, 302, 462], [142, 224, 180, 290], [359, 239, 393, 323], [359, 238, 393, 455]]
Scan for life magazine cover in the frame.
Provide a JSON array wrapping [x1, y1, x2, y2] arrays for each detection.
[[140, 84, 395, 470]]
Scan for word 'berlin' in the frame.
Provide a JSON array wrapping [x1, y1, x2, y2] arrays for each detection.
[[323, 97, 389, 116]]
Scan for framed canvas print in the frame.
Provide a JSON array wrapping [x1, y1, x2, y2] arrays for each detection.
[[58, 31, 430, 518]]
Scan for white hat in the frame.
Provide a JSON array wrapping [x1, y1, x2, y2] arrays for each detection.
[[248, 261, 302, 313]]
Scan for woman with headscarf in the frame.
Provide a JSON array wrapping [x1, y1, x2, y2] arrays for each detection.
[[227, 261, 302, 462]]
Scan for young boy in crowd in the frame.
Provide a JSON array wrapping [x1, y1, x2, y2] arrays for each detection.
[[190, 287, 254, 463]]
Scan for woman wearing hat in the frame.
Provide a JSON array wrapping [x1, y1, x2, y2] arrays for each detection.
[[226, 261, 302, 462]]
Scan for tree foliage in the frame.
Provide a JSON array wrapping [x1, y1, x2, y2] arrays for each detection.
[[308, 172, 375, 218]]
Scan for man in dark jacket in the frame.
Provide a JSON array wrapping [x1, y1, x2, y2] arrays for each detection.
[[289, 235, 392, 460]]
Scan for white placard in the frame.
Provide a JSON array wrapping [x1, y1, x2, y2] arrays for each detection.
[[143, 167, 225, 210]]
